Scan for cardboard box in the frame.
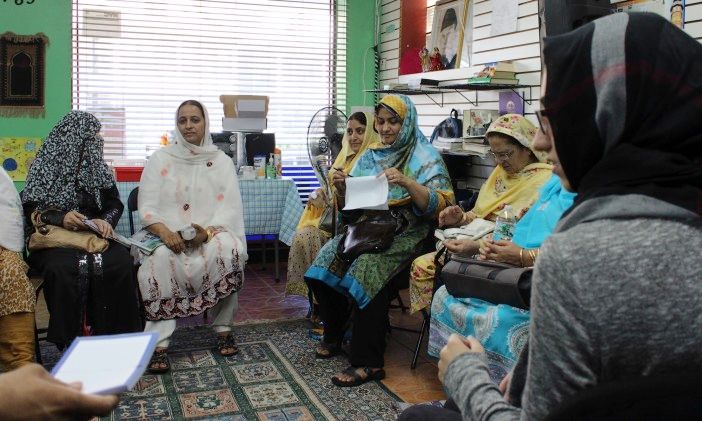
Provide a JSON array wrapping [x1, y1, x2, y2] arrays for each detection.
[[222, 117, 267, 132], [219, 95, 269, 118]]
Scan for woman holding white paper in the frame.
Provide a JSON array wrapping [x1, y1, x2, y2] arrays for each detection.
[[136, 100, 247, 373], [285, 112, 378, 321], [305, 95, 454, 387]]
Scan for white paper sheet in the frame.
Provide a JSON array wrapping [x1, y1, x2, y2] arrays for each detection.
[[491, 0, 519, 36], [52, 332, 158, 395], [343, 174, 389, 210]]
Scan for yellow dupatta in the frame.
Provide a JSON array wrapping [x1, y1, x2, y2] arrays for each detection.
[[296, 112, 379, 229], [471, 163, 553, 220]]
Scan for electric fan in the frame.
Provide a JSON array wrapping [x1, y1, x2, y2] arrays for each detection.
[[306, 106, 347, 234]]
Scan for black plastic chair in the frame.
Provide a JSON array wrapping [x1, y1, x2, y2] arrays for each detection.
[[127, 187, 139, 235], [545, 371, 702, 420]]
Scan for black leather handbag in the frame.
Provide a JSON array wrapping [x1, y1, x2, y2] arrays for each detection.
[[440, 255, 532, 309], [337, 211, 405, 262]]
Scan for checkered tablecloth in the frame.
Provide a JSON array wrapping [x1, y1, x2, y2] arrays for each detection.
[[115, 178, 303, 246]]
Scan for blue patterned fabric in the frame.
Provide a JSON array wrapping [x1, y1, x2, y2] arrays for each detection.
[[115, 179, 303, 246], [429, 175, 576, 378], [429, 286, 529, 382]]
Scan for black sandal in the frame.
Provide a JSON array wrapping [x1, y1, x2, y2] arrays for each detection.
[[331, 366, 385, 387], [217, 334, 239, 356], [315, 341, 341, 359], [147, 349, 170, 374]]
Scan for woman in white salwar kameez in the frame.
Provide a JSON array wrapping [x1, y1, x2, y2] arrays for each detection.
[[137, 100, 247, 374]]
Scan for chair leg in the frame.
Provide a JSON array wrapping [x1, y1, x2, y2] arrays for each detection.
[[411, 309, 430, 369], [34, 322, 42, 365]]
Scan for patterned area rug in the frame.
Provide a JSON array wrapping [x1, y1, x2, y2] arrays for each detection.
[[41, 319, 403, 420]]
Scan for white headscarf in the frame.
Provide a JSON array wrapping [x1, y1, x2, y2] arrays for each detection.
[[161, 101, 220, 163], [0, 168, 24, 252]]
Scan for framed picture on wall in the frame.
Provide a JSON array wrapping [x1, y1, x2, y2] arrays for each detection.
[[429, 0, 467, 70]]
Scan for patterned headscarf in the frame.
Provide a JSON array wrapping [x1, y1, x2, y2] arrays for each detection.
[[486, 113, 546, 162], [351, 95, 452, 205], [22, 111, 115, 211]]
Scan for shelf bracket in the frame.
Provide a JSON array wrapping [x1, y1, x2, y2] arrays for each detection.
[[510, 86, 534, 105], [424, 91, 444, 107], [453, 89, 477, 106]]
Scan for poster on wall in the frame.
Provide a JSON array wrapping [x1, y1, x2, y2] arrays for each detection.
[[610, 0, 685, 28], [0, 32, 48, 118], [429, 0, 468, 70], [0, 137, 43, 181]]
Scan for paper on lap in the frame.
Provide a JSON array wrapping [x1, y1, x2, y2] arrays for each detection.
[[343, 174, 389, 210]]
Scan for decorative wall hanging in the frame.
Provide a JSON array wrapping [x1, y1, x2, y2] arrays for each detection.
[[0, 32, 49, 118]]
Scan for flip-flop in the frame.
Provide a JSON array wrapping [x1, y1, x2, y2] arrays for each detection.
[[315, 341, 341, 359], [147, 349, 170, 374], [217, 333, 239, 356], [331, 366, 385, 387]]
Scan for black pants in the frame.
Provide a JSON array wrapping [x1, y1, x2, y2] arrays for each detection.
[[29, 244, 143, 348], [397, 399, 462, 421], [308, 279, 394, 368]]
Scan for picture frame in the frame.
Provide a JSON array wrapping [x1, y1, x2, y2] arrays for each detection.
[[458, 0, 474, 69], [429, 0, 467, 70]]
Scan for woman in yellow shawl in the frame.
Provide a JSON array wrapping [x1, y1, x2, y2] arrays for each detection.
[[285, 112, 378, 316], [409, 114, 552, 313]]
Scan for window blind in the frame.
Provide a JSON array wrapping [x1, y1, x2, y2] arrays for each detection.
[[72, 0, 346, 170]]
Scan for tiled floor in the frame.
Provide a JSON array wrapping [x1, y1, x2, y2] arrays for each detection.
[[35, 257, 446, 404]]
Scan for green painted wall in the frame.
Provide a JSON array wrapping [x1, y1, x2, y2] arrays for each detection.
[[0, 0, 72, 190], [345, 1, 377, 111]]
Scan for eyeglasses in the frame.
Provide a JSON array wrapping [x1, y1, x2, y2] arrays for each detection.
[[535, 109, 551, 134], [488, 149, 516, 161]]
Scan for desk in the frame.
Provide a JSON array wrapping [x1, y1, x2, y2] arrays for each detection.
[[115, 179, 304, 280]]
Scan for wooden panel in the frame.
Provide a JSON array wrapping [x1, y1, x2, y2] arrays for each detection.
[[473, 28, 540, 52], [687, 4, 702, 22]]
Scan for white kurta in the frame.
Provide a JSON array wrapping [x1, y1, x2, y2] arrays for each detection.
[[137, 144, 247, 321]]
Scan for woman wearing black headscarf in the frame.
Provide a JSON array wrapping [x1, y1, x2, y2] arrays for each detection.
[[400, 12, 702, 421], [22, 111, 142, 349]]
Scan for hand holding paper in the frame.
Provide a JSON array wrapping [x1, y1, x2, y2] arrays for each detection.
[[51, 332, 158, 395], [343, 174, 389, 210]]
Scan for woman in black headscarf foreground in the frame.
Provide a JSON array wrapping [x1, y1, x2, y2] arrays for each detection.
[[22, 111, 142, 349], [400, 12, 702, 420]]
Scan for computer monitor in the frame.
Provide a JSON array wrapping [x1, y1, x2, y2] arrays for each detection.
[[244, 133, 275, 166]]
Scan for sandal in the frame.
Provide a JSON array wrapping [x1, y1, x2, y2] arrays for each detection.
[[331, 366, 385, 387], [147, 349, 170, 374], [315, 341, 341, 359], [217, 333, 239, 356]]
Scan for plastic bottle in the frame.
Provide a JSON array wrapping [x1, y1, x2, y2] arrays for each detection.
[[273, 147, 282, 177], [179, 225, 197, 241], [266, 153, 276, 179], [492, 205, 516, 241]]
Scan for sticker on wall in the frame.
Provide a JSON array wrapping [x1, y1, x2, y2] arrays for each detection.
[[0, 137, 43, 181]]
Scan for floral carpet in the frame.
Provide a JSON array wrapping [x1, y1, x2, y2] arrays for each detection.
[[41, 319, 403, 420]]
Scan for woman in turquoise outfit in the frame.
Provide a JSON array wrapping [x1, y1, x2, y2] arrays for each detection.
[[429, 174, 576, 382], [305, 95, 454, 387]]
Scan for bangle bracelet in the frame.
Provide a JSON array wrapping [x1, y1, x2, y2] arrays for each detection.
[[519, 248, 526, 267]]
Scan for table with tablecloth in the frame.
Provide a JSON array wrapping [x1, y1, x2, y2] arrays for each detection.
[[115, 178, 304, 279]]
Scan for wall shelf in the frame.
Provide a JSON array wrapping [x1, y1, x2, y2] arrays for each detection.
[[366, 84, 534, 108]]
